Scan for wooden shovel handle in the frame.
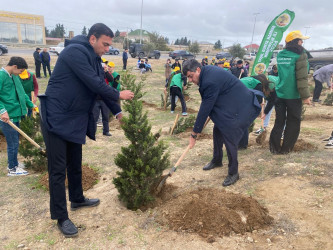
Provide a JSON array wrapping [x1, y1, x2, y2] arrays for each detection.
[[261, 99, 265, 128], [174, 145, 191, 168], [7, 120, 42, 150], [170, 114, 180, 135], [164, 91, 167, 110]]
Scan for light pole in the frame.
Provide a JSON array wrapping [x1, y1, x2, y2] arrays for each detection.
[[140, 0, 143, 44], [250, 13, 260, 53]]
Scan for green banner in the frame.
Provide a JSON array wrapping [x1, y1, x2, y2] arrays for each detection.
[[251, 9, 295, 76]]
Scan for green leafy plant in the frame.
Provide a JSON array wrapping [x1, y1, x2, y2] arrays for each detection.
[[113, 73, 170, 210]]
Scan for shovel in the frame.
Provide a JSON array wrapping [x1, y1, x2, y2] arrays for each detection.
[[7, 120, 47, 156], [155, 145, 191, 194], [256, 99, 267, 145], [170, 114, 180, 135]]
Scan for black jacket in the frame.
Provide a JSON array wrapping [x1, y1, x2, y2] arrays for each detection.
[[230, 66, 248, 79], [33, 51, 42, 63], [39, 35, 121, 144]]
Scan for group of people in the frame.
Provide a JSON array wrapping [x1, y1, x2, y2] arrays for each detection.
[[1, 24, 332, 239], [33, 47, 52, 78], [137, 57, 153, 73]]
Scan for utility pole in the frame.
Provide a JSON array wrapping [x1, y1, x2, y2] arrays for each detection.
[[140, 0, 143, 44], [250, 13, 260, 53]]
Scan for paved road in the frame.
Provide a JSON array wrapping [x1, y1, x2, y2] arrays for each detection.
[[7, 47, 213, 62]]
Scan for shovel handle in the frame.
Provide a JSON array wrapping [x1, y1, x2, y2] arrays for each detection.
[[261, 99, 265, 128], [170, 114, 180, 135], [164, 91, 167, 110], [174, 145, 191, 168], [7, 120, 42, 150]]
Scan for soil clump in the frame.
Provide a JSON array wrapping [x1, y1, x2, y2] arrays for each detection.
[[39, 164, 99, 191], [155, 188, 273, 241]]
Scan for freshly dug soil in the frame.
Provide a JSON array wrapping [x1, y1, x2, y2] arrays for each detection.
[[176, 128, 213, 140], [292, 139, 317, 152], [260, 139, 317, 152], [39, 164, 99, 191], [0, 134, 6, 151], [303, 113, 332, 121], [155, 188, 273, 241]]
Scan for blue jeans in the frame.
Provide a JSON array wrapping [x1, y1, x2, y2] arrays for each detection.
[[0, 121, 20, 169]]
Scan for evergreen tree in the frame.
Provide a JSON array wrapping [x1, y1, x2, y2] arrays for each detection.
[[180, 37, 184, 45], [49, 24, 66, 38], [115, 29, 120, 37], [18, 116, 47, 172], [172, 115, 196, 134], [81, 26, 87, 35], [214, 40, 222, 50], [175, 39, 179, 45], [184, 37, 188, 45], [45, 27, 50, 37], [189, 41, 200, 54], [113, 73, 170, 210]]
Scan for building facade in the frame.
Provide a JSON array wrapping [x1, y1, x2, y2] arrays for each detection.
[[0, 10, 45, 45]]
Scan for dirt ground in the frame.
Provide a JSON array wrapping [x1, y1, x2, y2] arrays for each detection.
[[0, 53, 333, 249]]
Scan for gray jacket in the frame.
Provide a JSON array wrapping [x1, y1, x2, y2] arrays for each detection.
[[313, 64, 333, 87]]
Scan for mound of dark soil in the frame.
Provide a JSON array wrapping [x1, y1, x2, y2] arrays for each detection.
[[155, 188, 273, 241], [292, 139, 317, 152], [303, 114, 332, 121], [0, 134, 6, 151], [39, 164, 99, 191]]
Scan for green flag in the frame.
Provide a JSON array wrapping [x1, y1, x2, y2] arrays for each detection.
[[251, 9, 295, 76]]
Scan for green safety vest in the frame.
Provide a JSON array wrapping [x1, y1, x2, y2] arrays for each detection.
[[19, 71, 34, 98], [276, 50, 301, 99], [111, 72, 121, 91], [0, 69, 33, 121], [240, 77, 261, 90], [169, 73, 183, 92]]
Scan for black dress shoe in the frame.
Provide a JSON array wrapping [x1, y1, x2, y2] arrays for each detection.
[[203, 161, 222, 171], [222, 173, 239, 186], [57, 219, 78, 238], [71, 198, 100, 211], [103, 132, 112, 136]]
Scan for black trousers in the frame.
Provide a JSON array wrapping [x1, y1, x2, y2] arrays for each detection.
[[123, 59, 127, 70], [238, 127, 249, 149], [35, 62, 41, 78], [212, 125, 239, 175], [313, 77, 323, 101], [42, 62, 52, 77], [93, 100, 110, 134], [170, 86, 187, 113], [269, 98, 302, 154], [41, 125, 85, 220]]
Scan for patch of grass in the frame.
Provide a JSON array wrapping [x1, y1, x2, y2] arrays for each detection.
[[48, 238, 56, 246], [28, 174, 48, 191], [34, 232, 47, 241], [4, 241, 18, 250], [301, 127, 323, 135]]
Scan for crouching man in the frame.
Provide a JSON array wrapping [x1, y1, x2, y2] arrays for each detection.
[[183, 59, 261, 186]]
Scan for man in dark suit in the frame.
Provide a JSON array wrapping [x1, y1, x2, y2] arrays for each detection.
[[122, 48, 128, 70], [230, 59, 248, 79], [183, 59, 260, 186], [33, 48, 42, 78], [39, 23, 134, 238]]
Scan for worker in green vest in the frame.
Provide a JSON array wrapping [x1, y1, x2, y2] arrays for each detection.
[[164, 67, 188, 116], [269, 30, 312, 154], [19, 69, 39, 117], [0, 57, 35, 176]]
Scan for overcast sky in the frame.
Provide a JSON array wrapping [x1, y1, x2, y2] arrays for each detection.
[[4, 0, 332, 50]]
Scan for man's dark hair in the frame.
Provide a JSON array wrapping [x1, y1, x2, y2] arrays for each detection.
[[237, 60, 243, 64], [87, 23, 114, 39], [182, 59, 202, 76], [7, 57, 28, 69]]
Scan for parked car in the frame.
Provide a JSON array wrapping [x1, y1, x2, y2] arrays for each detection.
[[49, 42, 64, 55], [105, 46, 120, 55], [129, 43, 160, 59], [169, 50, 195, 60], [0, 44, 8, 56], [308, 57, 333, 72], [243, 53, 256, 61], [216, 52, 232, 60]]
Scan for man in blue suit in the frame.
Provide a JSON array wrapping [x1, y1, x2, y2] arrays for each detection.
[[183, 59, 260, 187], [39, 23, 134, 237]]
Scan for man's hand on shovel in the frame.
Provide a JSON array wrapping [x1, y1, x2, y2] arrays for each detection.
[[0, 112, 9, 123], [189, 132, 197, 149]]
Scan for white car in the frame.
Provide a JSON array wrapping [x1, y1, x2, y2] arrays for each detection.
[[243, 53, 256, 61], [49, 42, 64, 55]]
